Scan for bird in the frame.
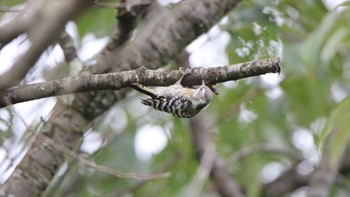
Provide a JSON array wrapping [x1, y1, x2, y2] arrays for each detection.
[[130, 70, 213, 118]]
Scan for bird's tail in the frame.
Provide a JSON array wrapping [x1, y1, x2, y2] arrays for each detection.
[[141, 98, 153, 106], [129, 83, 157, 98]]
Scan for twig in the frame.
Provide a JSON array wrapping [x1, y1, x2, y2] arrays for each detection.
[[228, 144, 302, 166], [0, 0, 94, 90], [0, 105, 169, 181], [36, 133, 170, 180], [0, 57, 281, 108], [115, 151, 180, 195]]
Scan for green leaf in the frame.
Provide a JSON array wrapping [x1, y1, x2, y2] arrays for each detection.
[[320, 27, 348, 65], [318, 97, 350, 169], [299, 11, 339, 70]]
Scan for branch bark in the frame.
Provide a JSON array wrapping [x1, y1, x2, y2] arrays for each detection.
[[0, 57, 281, 108], [99, 0, 154, 51], [96, 0, 243, 73]]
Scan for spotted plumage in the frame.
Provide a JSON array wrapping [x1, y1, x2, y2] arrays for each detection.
[[130, 70, 213, 118], [141, 96, 194, 118]]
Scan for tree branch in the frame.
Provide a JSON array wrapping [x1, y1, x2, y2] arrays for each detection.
[[36, 133, 170, 180], [96, 0, 244, 73], [99, 0, 154, 51], [262, 151, 350, 197], [262, 164, 310, 197], [0, 57, 281, 108], [227, 144, 302, 166], [0, 0, 94, 90]]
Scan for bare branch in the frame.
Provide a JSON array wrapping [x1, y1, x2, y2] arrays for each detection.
[[262, 153, 350, 196], [96, 0, 244, 73], [115, 152, 180, 195], [0, 2, 32, 48], [227, 144, 302, 166], [0, 57, 281, 108], [0, 0, 94, 90], [103, 0, 154, 51], [35, 133, 170, 180], [262, 164, 310, 197]]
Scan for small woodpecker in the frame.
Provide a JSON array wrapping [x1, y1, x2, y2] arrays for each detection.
[[130, 70, 213, 118]]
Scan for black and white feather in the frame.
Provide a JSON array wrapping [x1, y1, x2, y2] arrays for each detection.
[[130, 79, 213, 118]]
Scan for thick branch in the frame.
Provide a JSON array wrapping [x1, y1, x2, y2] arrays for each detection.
[[0, 0, 94, 90], [0, 57, 281, 108], [97, 0, 244, 73], [0, 2, 32, 48], [104, 0, 154, 51], [262, 151, 350, 197], [262, 164, 310, 197]]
